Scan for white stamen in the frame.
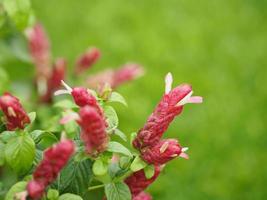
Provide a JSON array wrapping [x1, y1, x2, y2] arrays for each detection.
[[182, 147, 189, 152], [176, 91, 193, 106], [60, 113, 79, 124], [180, 152, 189, 159], [187, 96, 203, 104], [160, 141, 169, 153], [165, 72, 173, 94], [54, 89, 71, 96], [171, 154, 178, 157], [8, 107, 16, 117], [61, 80, 73, 92]]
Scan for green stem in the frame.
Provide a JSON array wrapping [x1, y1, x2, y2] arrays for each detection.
[[88, 184, 105, 191]]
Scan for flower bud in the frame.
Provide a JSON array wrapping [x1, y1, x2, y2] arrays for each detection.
[[77, 106, 108, 156], [0, 93, 30, 130], [133, 192, 152, 200], [141, 139, 182, 165], [125, 165, 161, 197], [133, 83, 201, 149], [71, 87, 98, 107], [26, 23, 51, 76], [27, 140, 75, 199], [75, 47, 101, 74]]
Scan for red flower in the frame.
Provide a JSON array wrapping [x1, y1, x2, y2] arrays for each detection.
[[75, 47, 101, 74], [133, 73, 202, 149], [71, 87, 98, 107], [77, 106, 108, 156], [27, 139, 75, 199], [125, 165, 161, 197], [141, 139, 187, 165], [26, 23, 51, 76], [41, 58, 67, 103], [0, 93, 30, 130], [133, 192, 152, 200], [86, 63, 144, 92]]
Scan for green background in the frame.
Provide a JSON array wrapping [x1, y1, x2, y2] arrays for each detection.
[[3, 0, 267, 199]]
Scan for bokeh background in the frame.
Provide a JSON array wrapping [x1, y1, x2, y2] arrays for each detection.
[[1, 0, 267, 199]]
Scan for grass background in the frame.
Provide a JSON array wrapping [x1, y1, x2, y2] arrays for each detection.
[[3, 0, 267, 199]]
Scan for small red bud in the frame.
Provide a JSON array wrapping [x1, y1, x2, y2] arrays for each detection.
[[75, 47, 101, 74], [0, 93, 30, 130]]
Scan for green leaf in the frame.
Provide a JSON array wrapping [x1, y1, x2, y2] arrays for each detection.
[[58, 158, 93, 196], [58, 193, 83, 200], [0, 141, 5, 166], [30, 130, 58, 150], [104, 106, 119, 132], [28, 112, 36, 123], [144, 165, 155, 179], [5, 134, 35, 174], [107, 142, 132, 157], [119, 156, 132, 169], [5, 181, 27, 200], [47, 189, 59, 200], [130, 156, 147, 172], [105, 182, 131, 200], [108, 92, 128, 107], [130, 132, 137, 145], [113, 129, 127, 142], [54, 99, 78, 109], [0, 131, 17, 143], [93, 159, 108, 176]]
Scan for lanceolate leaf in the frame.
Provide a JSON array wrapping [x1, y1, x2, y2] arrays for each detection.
[[5, 134, 35, 175], [104, 106, 119, 132], [58, 158, 93, 196], [107, 142, 132, 158], [104, 182, 131, 200]]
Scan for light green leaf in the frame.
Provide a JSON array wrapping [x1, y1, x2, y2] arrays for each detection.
[[0, 141, 5, 166], [107, 142, 132, 157], [93, 159, 108, 176], [0, 131, 17, 143], [114, 129, 127, 142], [144, 165, 155, 179], [58, 193, 83, 200], [105, 182, 131, 200], [28, 112, 36, 123], [130, 132, 137, 145], [30, 130, 58, 150], [5, 181, 27, 200], [108, 92, 127, 107], [47, 189, 59, 200], [130, 156, 147, 172], [104, 106, 119, 132], [5, 134, 35, 174]]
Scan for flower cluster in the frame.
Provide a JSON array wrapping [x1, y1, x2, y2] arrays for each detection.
[[125, 73, 202, 198], [0, 93, 30, 130], [27, 139, 75, 199]]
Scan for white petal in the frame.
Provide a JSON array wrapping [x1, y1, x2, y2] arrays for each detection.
[[160, 141, 169, 153], [176, 91, 193, 106], [61, 80, 73, 92], [182, 147, 189, 152], [165, 72, 173, 94], [187, 96, 203, 104], [54, 89, 71, 96]]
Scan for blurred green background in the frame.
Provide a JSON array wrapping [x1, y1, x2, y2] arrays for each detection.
[[2, 0, 267, 199]]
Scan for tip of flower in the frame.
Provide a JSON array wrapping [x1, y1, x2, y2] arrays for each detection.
[[180, 152, 189, 160], [187, 96, 203, 104], [61, 80, 73, 92], [54, 89, 71, 96], [182, 147, 189, 152], [165, 72, 173, 94]]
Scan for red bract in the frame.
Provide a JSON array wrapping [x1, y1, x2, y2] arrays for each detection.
[[141, 139, 183, 165], [27, 139, 74, 199], [26, 23, 50, 75], [133, 192, 152, 200], [41, 58, 67, 103], [77, 106, 108, 156], [0, 93, 30, 130], [125, 165, 161, 197], [75, 47, 101, 74], [86, 63, 144, 92], [71, 87, 98, 107]]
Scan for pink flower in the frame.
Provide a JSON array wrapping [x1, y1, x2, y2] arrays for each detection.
[[141, 139, 189, 165], [26, 23, 51, 76], [77, 106, 108, 156], [27, 139, 75, 199], [0, 93, 30, 130], [133, 73, 202, 149], [133, 192, 152, 200], [125, 165, 161, 197], [75, 47, 101, 74], [86, 63, 144, 92], [41, 58, 67, 103]]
